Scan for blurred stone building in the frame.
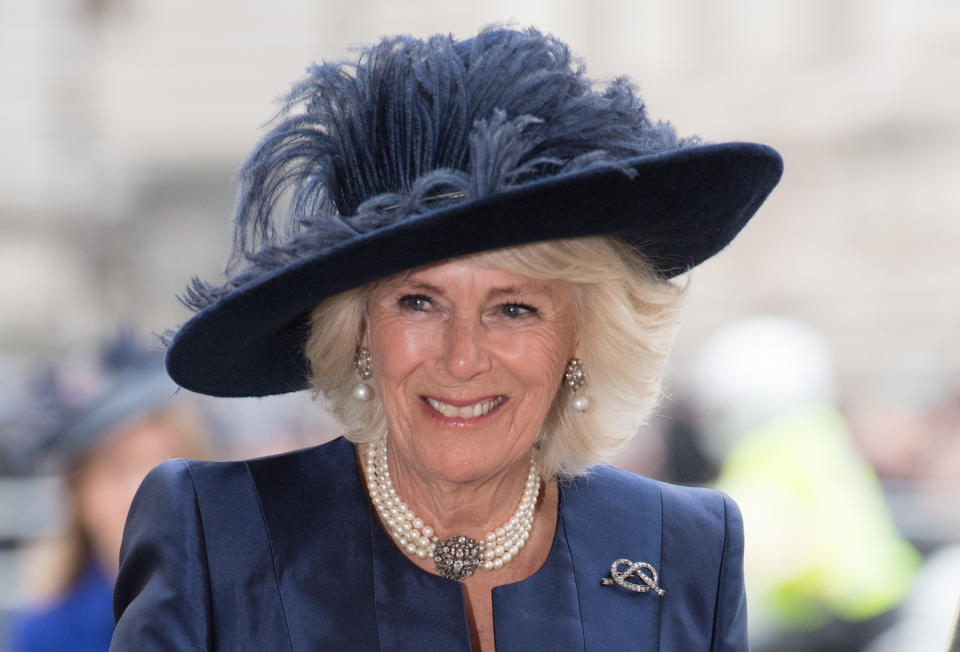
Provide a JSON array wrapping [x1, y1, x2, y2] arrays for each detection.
[[2, 0, 957, 388]]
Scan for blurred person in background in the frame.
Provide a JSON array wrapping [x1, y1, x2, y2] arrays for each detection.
[[849, 358, 960, 652], [689, 316, 919, 652], [845, 353, 957, 491], [7, 334, 210, 652]]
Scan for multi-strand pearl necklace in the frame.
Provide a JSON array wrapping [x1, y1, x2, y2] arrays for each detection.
[[363, 436, 542, 581]]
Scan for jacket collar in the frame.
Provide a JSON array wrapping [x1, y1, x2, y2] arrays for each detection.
[[248, 438, 664, 651]]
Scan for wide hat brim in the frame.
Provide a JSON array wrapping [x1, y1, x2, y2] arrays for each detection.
[[166, 141, 782, 397]]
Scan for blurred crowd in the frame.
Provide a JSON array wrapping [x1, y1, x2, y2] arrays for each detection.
[[621, 316, 960, 651], [1, 319, 958, 651], [0, 333, 340, 651]]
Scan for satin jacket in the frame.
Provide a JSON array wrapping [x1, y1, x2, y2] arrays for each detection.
[[111, 437, 747, 651]]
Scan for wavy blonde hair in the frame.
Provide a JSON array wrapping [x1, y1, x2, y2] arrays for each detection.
[[305, 236, 685, 480]]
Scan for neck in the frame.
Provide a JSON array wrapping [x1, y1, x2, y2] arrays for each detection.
[[366, 440, 537, 539]]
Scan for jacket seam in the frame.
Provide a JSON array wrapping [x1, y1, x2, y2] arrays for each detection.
[[243, 460, 296, 652], [363, 497, 385, 650], [709, 493, 730, 652], [180, 459, 217, 651], [556, 498, 588, 652], [655, 485, 664, 652]]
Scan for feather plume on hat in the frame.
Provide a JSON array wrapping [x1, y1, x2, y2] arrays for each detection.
[[181, 27, 689, 315]]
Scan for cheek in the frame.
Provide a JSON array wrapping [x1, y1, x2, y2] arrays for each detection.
[[367, 317, 438, 382], [492, 330, 572, 390], [75, 470, 129, 535]]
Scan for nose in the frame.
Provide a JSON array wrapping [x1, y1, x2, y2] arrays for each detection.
[[441, 315, 492, 380]]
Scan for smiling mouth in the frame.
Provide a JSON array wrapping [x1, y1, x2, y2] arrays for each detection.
[[423, 396, 505, 419]]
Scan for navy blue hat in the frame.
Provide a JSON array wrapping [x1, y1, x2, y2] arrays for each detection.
[[166, 27, 783, 398]]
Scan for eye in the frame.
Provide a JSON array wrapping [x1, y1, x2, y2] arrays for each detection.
[[500, 303, 538, 319], [399, 294, 433, 311]]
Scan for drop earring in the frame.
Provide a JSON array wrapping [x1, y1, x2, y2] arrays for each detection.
[[353, 347, 373, 401], [563, 358, 588, 412]]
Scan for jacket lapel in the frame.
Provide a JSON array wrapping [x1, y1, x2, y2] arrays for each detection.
[[249, 437, 473, 651], [561, 466, 664, 651], [247, 438, 382, 650], [491, 503, 585, 651]]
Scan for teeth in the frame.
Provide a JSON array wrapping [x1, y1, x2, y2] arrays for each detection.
[[426, 396, 503, 419]]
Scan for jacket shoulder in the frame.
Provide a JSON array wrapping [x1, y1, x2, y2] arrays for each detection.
[[563, 464, 747, 651], [577, 464, 743, 570], [567, 463, 739, 527], [113, 452, 300, 651]]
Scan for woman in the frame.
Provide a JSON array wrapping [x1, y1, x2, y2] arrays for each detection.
[[112, 27, 782, 651], [9, 337, 208, 652]]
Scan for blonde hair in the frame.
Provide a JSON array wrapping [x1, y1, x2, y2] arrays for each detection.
[[305, 236, 685, 480]]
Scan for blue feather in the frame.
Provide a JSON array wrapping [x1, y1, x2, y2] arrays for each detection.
[[185, 27, 687, 314]]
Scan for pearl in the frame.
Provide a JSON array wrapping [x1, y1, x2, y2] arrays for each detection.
[[352, 383, 372, 401], [572, 395, 589, 412], [365, 435, 540, 577]]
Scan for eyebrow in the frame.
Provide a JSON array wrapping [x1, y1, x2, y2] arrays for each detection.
[[399, 281, 445, 295], [398, 280, 552, 299], [488, 285, 543, 298]]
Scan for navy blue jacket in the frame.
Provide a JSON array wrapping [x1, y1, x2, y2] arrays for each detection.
[[111, 437, 747, 650]]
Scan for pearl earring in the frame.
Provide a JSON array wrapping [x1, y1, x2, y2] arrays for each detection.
[[353, 347, 373, 401], [563, 358, 588, 412]]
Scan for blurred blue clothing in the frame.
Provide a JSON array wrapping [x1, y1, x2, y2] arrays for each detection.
[[9, 560, 114, 652]]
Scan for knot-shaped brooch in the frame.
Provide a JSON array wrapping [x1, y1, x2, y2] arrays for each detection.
[[600, 559, 665, 596]]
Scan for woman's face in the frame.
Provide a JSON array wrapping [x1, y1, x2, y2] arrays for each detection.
[[365, 258, 578, 484], [74, 414, 189, 573]]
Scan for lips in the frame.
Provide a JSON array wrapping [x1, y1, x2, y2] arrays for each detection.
[[424, 395, 505, 419]]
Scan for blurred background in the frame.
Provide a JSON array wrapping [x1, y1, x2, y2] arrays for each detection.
[[1, 0, 958, 650]]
